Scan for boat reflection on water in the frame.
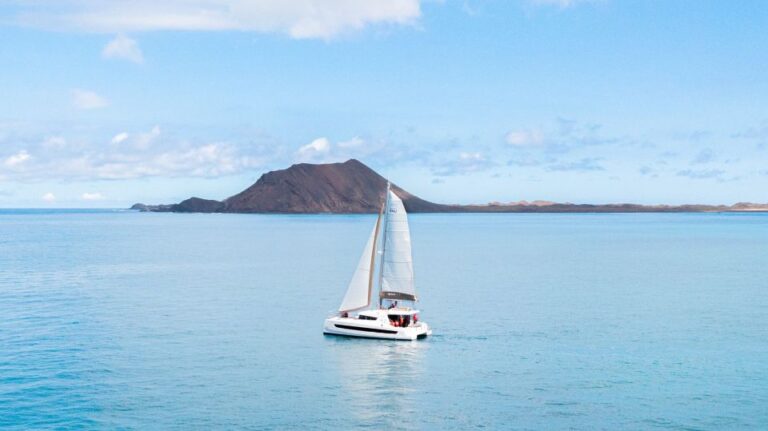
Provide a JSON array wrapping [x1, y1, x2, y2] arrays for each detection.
[[323, 337, 428, 429]]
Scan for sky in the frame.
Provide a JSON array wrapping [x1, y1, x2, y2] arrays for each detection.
[[1, 0, 767, 207]]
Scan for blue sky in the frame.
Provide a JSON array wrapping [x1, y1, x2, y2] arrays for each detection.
[[1, 0, 767, 207]]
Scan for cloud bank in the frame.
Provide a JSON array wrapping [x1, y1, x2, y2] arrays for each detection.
[[530, 0, 599, 8], [13, 0, 422, 39], [0, 125, 266, 182]]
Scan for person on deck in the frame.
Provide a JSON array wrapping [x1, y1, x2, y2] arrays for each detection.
[[388, 300, 398, 310]]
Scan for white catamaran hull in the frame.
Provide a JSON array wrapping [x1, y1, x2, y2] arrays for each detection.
[[323, 316, 431, 341]]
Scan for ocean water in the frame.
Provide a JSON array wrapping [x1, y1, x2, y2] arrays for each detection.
[[0, 210, 766, 430]]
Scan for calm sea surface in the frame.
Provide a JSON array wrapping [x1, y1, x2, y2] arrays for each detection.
[[0, 210, 766, 430]]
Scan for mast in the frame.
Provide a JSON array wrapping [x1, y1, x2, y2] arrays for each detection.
[[377, 182, 391, 308]]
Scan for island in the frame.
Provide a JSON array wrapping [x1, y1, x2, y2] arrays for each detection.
[[132, 159, 768, 214]]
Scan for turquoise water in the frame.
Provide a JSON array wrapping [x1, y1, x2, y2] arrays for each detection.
[[1, 210, 766, 430]]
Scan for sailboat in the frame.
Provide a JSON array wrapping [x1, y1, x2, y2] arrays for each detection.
[[323, 183, 432, 340]]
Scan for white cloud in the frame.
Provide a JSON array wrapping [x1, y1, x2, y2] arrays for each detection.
[[102, 34, 144, 63], [15, 0, 422, 40], [111, 132, 129, 144], [531, 0, 596, 7], [71, 89, 108, 110], [135, 126, 160, 149], [505, 119, 618, 153], [81, 192, 105, 201], [296, 137, 332, 162], [109, 126, 158, 149], [87, 142, 261, 180], [42, 136, 67, 149], [0, 126, 266, 182], [434, 151, 495, 176], [292, 135, 416, 165], [4, 150, 31, 167], [42, 192, 56, 203], [546, 157, 605, 172], [337, 136, 365, 149], [460, 152, 483, 161], [506, 129, 544, 146]]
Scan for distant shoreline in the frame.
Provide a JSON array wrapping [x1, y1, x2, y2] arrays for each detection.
[[130, 159, 768, 215], [129, 202, 768, 214], [2, 207, 767, 215]]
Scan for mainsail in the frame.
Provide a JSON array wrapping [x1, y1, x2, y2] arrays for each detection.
[[338, 218, 380, 312], [379, 189, 417, 302]]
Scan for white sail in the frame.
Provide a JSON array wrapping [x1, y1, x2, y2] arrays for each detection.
[[380, 190, 417, 301], [338, 221, 379, 312]]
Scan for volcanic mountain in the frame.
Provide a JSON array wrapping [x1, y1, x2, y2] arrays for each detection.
[[224, 159, 445, 213], [133, 159, 447, 213]]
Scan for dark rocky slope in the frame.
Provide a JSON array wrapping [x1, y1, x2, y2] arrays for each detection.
[[223, 159, 445, 213]]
